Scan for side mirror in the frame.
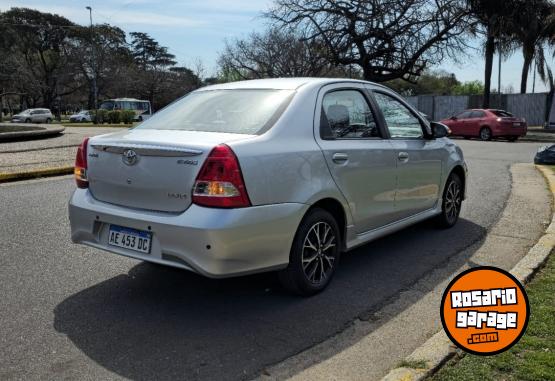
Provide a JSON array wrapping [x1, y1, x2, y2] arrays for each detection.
[[431, 122, 451, 138]]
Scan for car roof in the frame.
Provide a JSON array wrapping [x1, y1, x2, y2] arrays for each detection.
[[199, 77, 391, 91]]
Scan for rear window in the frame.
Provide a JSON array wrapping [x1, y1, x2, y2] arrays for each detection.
[[135, 89, 294, 135], [491, 110, 513, 117]]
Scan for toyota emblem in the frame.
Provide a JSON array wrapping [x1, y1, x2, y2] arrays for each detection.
[[122, 149, 139, 166]]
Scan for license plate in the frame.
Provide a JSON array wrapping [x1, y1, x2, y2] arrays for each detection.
[[108, 225, 151, 254], [513, 122, 521, 127]]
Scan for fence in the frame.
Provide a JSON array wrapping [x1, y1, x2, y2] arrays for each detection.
[[405, 93, 550, 126]]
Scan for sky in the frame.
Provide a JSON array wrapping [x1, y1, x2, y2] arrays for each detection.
[[0, 0, 552, 93]]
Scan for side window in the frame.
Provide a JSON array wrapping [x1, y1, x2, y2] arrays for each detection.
[[321, 90, 380, 139], [373, 92, 424, 139], [470, 111, 485, 118], [456, 111, 472, 119]]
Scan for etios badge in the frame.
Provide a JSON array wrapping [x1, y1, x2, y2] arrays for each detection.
[[122, 149, 139, 166]]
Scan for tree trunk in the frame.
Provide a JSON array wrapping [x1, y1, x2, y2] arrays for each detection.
[[362, 63, 373, 81], [520, 48, 534, 94], [483, 31, 495, 109]]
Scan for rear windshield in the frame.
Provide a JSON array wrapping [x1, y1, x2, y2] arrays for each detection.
[[136, 89, 294, 135], [491, 110, 513, 117]]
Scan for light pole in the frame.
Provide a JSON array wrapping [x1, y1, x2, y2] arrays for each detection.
[[86, 6, 98, 110]]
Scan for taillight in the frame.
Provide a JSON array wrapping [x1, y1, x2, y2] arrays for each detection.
[[74, 137, 89, 189], [192, 144, 251, 208]]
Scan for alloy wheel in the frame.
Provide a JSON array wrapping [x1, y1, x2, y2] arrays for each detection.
[[301, 221, 336, 284], [444, 180, 462, 223], [480, 128, 491, 141]]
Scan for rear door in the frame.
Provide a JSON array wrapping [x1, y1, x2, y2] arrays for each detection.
[[371, 90, 444, 219], [315, 84, 398, 233]]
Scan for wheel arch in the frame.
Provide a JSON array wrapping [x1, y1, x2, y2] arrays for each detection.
[[307, 198, 347, 251], [449, 165, 467, 199]]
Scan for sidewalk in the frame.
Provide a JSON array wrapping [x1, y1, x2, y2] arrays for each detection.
[[0, 127, 122, 182], [522, 126, 555, 143]]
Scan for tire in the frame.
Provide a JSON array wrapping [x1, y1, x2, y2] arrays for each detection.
[[45, 118, 52, 124], [25, 118, 31, 123], [279, 208, 341, 296], [138, 116, 143, 122], [479, 127, 492, 141], [508, 136, 518, 142], [436, 173, 463, 229]]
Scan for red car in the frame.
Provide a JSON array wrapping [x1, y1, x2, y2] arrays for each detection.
[[440, 109, 527, 142]]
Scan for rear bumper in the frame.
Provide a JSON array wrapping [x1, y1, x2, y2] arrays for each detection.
[[68, 189, 308, 278], [491, 125, 527, 137]]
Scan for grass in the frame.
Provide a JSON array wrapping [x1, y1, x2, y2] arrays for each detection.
[[60, 121, 136, 128], [429, 252, 555, 381], [399, 360, 428, 369]]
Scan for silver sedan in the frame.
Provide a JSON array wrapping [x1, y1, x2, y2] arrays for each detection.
[[69, 78, 467, 296]]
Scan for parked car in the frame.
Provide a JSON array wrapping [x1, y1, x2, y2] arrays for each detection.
[[11, 108, 53, 124], [534, 145, 555, 164], [69, 78, 467, 296], [69, 110, 92, 123], [440, 109, 527, 141]]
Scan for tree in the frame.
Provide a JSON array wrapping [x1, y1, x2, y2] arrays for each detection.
[[267, 0, 471, 83], [386, 70, 460, 96], [218, 27, 355, 79], [0, 8, 80, 109], [67, 24, 131, 109], [467, 0, 518, 107], [128, 32, 200, 110], [452, 80, 484, 95], [510, 0, 555, 93]]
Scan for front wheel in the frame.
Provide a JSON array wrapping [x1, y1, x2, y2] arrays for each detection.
[[279, 208, 341, 296], [436, 173, 463, 229], [479, 127, 492, 141]]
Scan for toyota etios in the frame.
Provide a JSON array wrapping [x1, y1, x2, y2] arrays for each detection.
[[69, 78, 467, 296]]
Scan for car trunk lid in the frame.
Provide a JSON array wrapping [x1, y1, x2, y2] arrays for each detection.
[[86, 129, 254, 212]]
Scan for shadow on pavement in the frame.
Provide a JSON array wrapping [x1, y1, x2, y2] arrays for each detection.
[[54, 218, 485, 381]]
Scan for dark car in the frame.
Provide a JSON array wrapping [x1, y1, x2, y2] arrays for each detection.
[[535, 145, 555, 164], [441, 109, 527, 142]]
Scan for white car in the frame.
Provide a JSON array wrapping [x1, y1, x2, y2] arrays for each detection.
[[11, 108, 53, 124], [69, 110, 92, 123]]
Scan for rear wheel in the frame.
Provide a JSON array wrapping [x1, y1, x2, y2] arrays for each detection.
[[279, 208, 341, 296], [436, 173, 463, 229], [45, 118, 52, 124], [479, 127, 492, 141]]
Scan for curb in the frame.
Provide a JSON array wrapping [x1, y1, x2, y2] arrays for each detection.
[[0, 166, 74, 183], [0, 123, 65, 141], [381, 165, 555, 381]]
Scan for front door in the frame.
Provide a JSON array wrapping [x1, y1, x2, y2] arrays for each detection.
[[371, 91, 444, 219], [315, 85, 398, 233]]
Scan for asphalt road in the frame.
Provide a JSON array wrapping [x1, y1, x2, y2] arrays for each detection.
[[0, 140, 548, 381]]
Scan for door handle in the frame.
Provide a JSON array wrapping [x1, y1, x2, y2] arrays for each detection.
[[398, 152, 409, 162], [332, 153, 349, 164]]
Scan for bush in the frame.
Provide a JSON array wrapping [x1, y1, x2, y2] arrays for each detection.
[[120, 110, 135, 124], [91, 109, 109, 124], [107, 110, 121, 124]]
